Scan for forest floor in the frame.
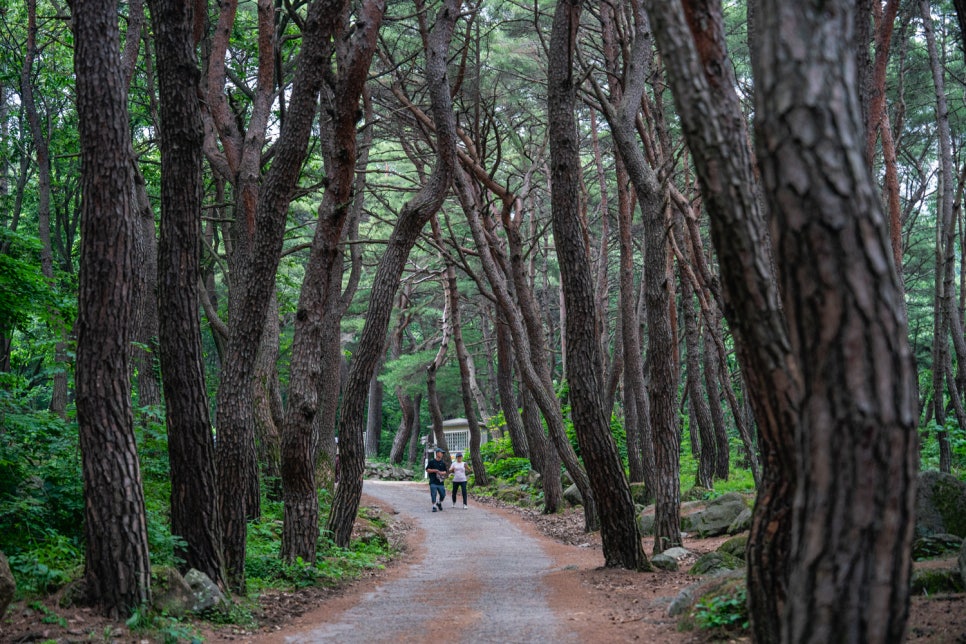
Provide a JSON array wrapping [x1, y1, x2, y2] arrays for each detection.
[[2, 482, 964, 643]]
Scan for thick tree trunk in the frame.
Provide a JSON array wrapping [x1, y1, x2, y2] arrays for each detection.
[[326, 0, 460, 547], [281, 0, 384, 563], [73, 0, 151, 614], [548, 0, 648, 571], [754, 3, 918, 641], [149, 0, 226, 588], [389, 390, 415, 464], [644, 2, 800, 639]]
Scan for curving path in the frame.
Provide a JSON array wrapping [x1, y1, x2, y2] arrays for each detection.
[[284, 480, 579, 643]]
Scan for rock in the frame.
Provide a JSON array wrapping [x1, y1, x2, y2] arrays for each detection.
[[912, 534, 963, 560], [668, 569, 744, 618], [651, 553, 678, 571], [910, 566, 965, 595], [563, 484, 583, 507], [183, 568, 227, 612], [728, 507, 753, 535], [152, 567, 194, 618], [660, 547, 691, 561], [0, 552, 14, 618], [637, 512, 655, 536], [916, 470, 966, 538], [683, 493, 749, 538], [689, 551, 743, 575], [718, 534, 749, 561], [960, 539, 966, 588]]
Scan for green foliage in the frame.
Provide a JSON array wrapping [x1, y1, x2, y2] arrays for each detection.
[[0, 383, 84, 567], [126, 605, 204, 643], [693, 586, 749, 633], [486, 457, 531, 480], [479, 434, 514, 463], [0, 230, 49, 331]]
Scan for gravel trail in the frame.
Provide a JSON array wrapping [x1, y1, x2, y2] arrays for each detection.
[[284, 480, 579, 643]]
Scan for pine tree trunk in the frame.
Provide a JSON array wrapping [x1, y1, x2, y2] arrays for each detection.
[[73, 0, 152, 612], [548, 0, 647, 571]]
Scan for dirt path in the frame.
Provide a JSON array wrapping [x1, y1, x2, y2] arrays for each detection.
[[278, 480, 582, 643]]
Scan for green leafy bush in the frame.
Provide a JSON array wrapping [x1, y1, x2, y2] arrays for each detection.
[[693, 586, 749, 632], [486, 457, 531, 480]]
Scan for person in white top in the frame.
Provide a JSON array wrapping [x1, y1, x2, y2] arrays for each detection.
[[448, 452, 471, 508]]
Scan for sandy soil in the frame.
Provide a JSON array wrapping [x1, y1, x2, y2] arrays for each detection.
[[1, 484, 963, 643]]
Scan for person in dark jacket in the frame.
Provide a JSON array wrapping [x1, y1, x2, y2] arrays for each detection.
[[426, 448, 448, 512]]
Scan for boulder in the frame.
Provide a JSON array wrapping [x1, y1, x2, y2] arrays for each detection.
[[183, 568, 226, 612], [717, 534, 749, 561], [912, 534, 963, 560], [915, 470, 966, 538], [651, 553, 678, 571], [728, 507, 753, 535], [682, 493, 748, 538], [0, 552, 14, 618], [660, 547, 691, 562], [152, 567, 194, 618], [689, 551, 743, 576], [960, 539, 966, 588], [563, 484, 583, 507], [637, 512, 655, 536], [668, 569, 744, 618]]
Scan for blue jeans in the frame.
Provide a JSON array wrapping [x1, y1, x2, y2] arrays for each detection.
[[430, 483, 446, 504]]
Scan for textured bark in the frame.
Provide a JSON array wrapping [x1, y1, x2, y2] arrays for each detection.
[[149, 0, 226, 588], [754, 3, 918, 641], [458, 175, 598, 529], [644, 2, 800, 639], [589, 1, 668, 538], [214, 0, 346, 589], [281, 0, 385, 563], [73, 0, 151, 615], [365, 369, 384, 458], [326, 0, 460, 548], [548, 0, 648, 571], [704, 326, 730, 480]]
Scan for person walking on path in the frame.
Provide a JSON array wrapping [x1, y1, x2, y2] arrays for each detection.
[[426, 448, 448, 512], [449, 452, 470, 508]]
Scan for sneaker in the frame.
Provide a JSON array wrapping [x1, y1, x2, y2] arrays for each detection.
[[437, 502, 443, 511], [463, 504, 468, 509], [452, 500, 456, 507], [432, 506, 437, 512]]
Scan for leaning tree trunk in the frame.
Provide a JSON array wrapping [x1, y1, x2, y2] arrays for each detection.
[[521, 385, 564, 513], [548, 0, 648, 571], [149, 0, 226, 588], [495, 314, 530, 458], [644, 2, 801, 639], [753, 2, 919, 641], [73, 0, 152, 614], [280, 0, 384, 564], [326, 0, 460, 548]]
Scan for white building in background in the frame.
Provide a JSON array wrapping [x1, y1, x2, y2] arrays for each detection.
[[422, 418, 488, 476]]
